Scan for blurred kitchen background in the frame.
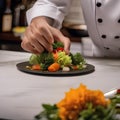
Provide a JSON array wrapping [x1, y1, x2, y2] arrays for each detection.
[[0, 0, 93, 56]]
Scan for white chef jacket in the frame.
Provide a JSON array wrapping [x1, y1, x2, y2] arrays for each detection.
[[27, 0, 72, 29], [27, 0, 120, 57]]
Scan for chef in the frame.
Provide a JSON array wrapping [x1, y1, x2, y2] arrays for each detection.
[[21, 0, 120, 57]]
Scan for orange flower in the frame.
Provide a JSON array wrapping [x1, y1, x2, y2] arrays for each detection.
[[57, 84, 109, 120]]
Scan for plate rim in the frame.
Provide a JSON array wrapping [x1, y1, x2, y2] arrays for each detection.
[[16, 61, 95, 76]]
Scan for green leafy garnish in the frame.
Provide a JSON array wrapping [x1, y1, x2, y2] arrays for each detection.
[[78, 103, 118, 120], [34, 93, 120, 120], [29, 52, 54, 70], [29, 54, 41, 65], [35, 104, 60, 120], [70, 52, 86, 65], [52, 42, 64, 50], [56, 52, 72, 68]]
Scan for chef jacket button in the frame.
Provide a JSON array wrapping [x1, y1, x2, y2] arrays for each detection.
[[98, 18, 103, 23], [118, 19, 120, 23], [101, 34, 106, 38], [114, 36, 120, 39], [96, 2, 102, 7], [104, 47, 110, 50]]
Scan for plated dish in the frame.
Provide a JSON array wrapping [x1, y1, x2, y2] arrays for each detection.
[[16, 62, 95, 76], [16, 42, 95, 76]]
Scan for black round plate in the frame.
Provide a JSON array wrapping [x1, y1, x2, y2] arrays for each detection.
[[16, 61, 95, 76]]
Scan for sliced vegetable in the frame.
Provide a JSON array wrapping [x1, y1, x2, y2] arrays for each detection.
[[71, 65, 79, 70], [29, 54, 41, 65], [31, 64, 41, 70], [48, 63, 60, 72], [56, 47, 64, 52], [57, 52, 72, 67], [53, 53, 58, 61], [53, 47, 64, 53], [62, 66, 70, 72]]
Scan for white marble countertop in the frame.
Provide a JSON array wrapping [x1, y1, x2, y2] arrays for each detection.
[[0, 50, 120, 120]]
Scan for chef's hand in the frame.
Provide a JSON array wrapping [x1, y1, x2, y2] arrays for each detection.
[[21, 16, 71, 54]]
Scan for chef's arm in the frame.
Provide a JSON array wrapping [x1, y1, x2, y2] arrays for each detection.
[[26, 0, 72, 29], [21, 0, 72, 54]]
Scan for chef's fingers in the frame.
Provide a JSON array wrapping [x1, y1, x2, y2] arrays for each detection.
[[36, 36, 53, 52], [30, 39, 45, 53], [37, 24, 54, 44], [30, 24, 53, 52], [50, 27, 71, 54], [21, 25, 53, 53], [21, 39, 40, 54], [30, 17, 54, 44], [21, 27, 44, 54], [28, 19, 55, 52], [22, 17, 70, 54]]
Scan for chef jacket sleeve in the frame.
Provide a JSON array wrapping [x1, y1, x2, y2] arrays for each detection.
[[26, 0, 72, 29]]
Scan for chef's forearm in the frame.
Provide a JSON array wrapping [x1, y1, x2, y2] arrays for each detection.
[[31, 16, 54, 26], [26, 0, 72, 29]]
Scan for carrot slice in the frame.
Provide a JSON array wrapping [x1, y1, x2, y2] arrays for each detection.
[[48, 62, 60, 72], [72, 65, 79, 70], [31, 64, 41, 70], [53, 53, 58, 61]]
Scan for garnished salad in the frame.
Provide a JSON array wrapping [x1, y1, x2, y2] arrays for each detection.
[[27, 42, 86, 72], [35, 84, 120, 120]]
